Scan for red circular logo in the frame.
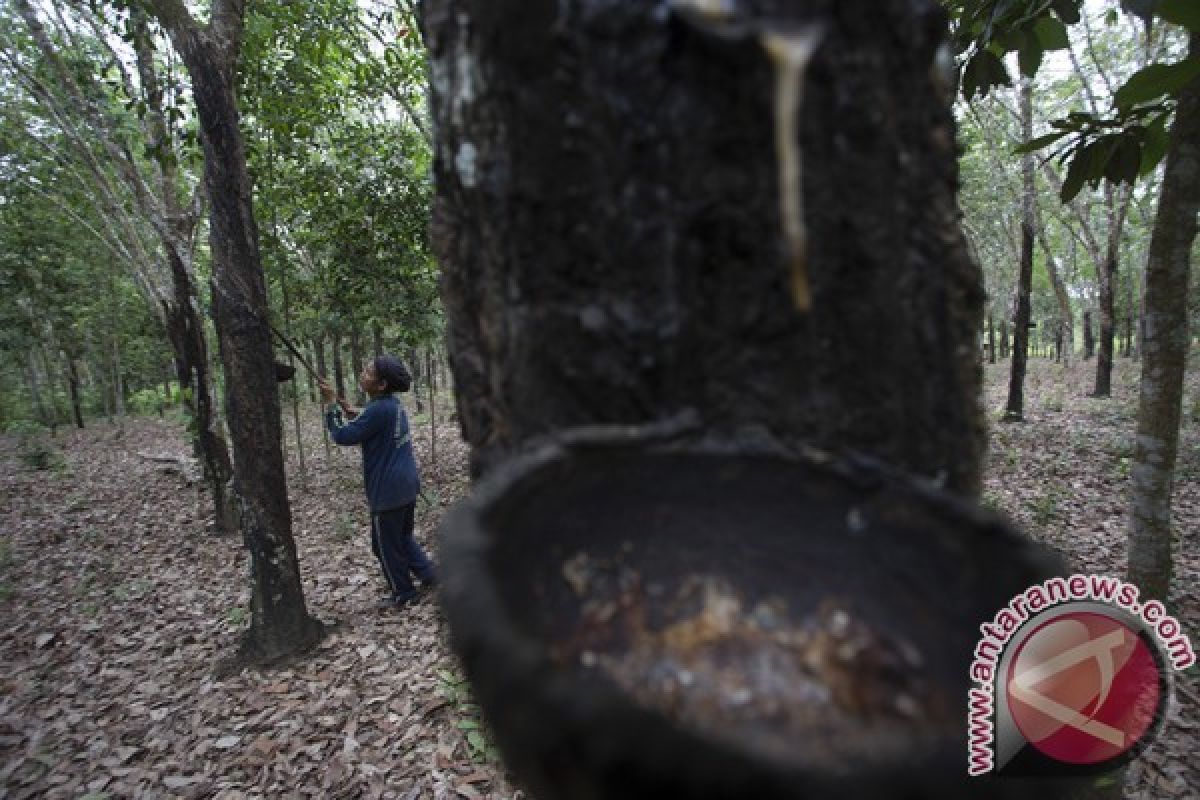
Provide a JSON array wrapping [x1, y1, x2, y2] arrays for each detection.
[[1006, 612, 1163, 766]]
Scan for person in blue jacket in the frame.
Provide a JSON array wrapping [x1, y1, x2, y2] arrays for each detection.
[[319, 355, 436, 609]]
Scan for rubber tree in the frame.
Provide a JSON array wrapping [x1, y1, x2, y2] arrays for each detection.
[[425, 0, 986, 496], [147, 0, 323, 662], [1004, 79, 1036, 422], [10, 0, 237, 532], [1128, 33, 1200, 603]]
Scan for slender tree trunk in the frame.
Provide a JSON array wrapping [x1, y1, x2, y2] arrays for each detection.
[[312, 335, 327, 382], [1128, 34, 1200, 603], [331, 329, 346, 400], [372, 323, 384, 359], [1093, 183, 1130, 398], [150, 0, 322, 662], [349, 327, 364, 403], [313, 335, 331, 457], [1094, 247, 1116, 396], [1136, 257, 1148, 360], [410, 345, 424, 412], [112, 338, 126, 417], [305, 342, 317, 404], [63, 352, 85, 429], [266, 136, 306, 480], [987, 313, 996, 365], [999, 318, 1009, 358], [1083, 310, 1095, 359], [1005, 80, 1035, 422], [427, 346, 437, 485]]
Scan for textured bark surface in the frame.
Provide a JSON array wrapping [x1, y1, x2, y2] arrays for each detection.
[[1094, 250, 1115, 396], [163, 250, 237, 535], [1128, 34, 1200, 602], [152, 2, 323, 662], [65, 356, 84, 429], [425, 0, 985, 495], [1082, 310, 1094, 359], [1005, 81, 1035, 422]]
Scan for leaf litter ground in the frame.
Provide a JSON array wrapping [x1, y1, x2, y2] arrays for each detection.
[[0, 357, 1196, 799]]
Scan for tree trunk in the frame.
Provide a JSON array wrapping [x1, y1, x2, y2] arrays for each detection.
[[409, 345, 424, 413], [1092, 182, 1128, 397], [331, 329, 346, 400], [65, 354, 84, 429], [372, 322, 384, 359], [349, 326, 365, 403], [1094, 247, 1116, 396], [313, 335, 331, 456], [427, 346, 437, 486], [998, 318, 1009, 359], [162, 251, 238, 534], [1082, 310, 1095, 359], [312, 334, 327, 381], [987, 312, 996, 364], [424, 0, 986, 494], [1128, 33, 1200, 603], [112, 339, 126, 417], [1004, 80, 1035, 422], [150, 0, 322, 662]]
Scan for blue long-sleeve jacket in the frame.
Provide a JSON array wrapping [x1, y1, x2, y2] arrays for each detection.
[[325, 395, 420, 512]]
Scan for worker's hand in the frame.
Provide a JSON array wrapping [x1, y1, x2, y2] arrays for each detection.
[[317, 379, 336, 405]]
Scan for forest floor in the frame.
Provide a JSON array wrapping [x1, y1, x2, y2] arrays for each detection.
[[1, 357, 1197, 799]]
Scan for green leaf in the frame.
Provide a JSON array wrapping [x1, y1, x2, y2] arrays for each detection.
[[1014, 130, 1070, 153], [1104, 134, 1142, 185], [1033, 17, 1070, 51], [963, 49, 1012, 99], [1114, 57, 1200, 110], [1018, 32, 1044, 78], [1060, 142, 1095, 202], [1158, 0, 1200, 32], [1139, 114, 1170, 175]]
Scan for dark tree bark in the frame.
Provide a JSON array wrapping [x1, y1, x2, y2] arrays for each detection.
[[65, 354, 84, 429], [149, 0, 322, 662], [372, 323, 384, 359], [409, 345, 425, 413], [331, 329, 346, 400], [1128, 34, 1200, 603], [1082, 310, 1095, 359], [312, 334, 327, 381], [1094, 245, 1116, 395], [999, 318, 1009, 359], [986, 312, 996, 364], [425, 0, 985, 495], [349, 327, 365, 403], [1091, 180, 1131, 397], [1004, 80, 1035, 422]]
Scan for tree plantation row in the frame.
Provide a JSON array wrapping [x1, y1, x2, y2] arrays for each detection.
[[0, 0, 1194, 692]]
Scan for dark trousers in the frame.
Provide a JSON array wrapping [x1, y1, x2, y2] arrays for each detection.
[[371, 503, 435, 601]]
